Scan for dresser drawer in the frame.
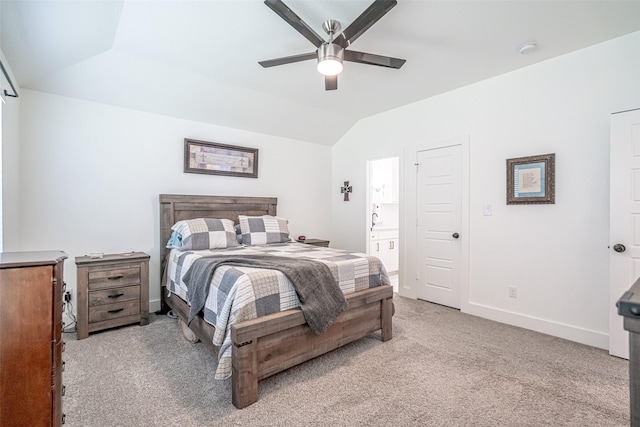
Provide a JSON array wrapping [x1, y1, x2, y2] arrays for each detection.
[[88, 265, 140, 290], [89, 285, 140, 307], [89, 300, 141, 323]]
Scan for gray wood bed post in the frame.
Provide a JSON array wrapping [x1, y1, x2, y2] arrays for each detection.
[[381, 296, 393, 342], [231, 339, 259, 408], [159, 195, 177, 314], [616, 277, 640, 426]]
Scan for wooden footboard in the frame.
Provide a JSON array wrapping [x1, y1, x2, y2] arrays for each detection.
[[163, 284, 394, 408]]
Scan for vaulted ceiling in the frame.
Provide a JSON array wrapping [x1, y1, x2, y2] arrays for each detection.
[[2, 1, 639, 145]]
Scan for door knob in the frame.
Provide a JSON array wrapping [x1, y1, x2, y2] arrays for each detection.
[[613, 244, 626, 253], [452, 233, 460, 239]]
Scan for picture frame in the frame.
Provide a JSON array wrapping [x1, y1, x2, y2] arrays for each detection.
[[506, 153, 555, 205], [184, 138, 258, 178]]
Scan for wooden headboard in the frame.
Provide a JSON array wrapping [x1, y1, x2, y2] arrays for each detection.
[[159, 194, 277, 265], [158, 194, 277, 313]]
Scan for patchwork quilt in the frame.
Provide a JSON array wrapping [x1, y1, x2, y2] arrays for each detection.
[[164, 242, 390, 379]]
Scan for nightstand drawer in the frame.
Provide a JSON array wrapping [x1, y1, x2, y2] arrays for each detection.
[[89, 285, 140, 307], [89, 300, 140, 323], [88, 266, 140, 290]]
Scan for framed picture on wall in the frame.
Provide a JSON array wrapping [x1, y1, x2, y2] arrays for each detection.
[[506, 153, 555, 204], [184, 138, 258, 178]]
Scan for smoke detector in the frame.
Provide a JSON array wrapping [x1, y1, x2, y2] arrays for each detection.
[[519, 42, 538, 55]]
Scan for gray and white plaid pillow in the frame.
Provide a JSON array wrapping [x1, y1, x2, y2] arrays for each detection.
[[238, 215, 291, 245], [169, 218, 238, 250]]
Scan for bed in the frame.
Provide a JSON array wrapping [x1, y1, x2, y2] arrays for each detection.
[[159, 194, 394, 408]]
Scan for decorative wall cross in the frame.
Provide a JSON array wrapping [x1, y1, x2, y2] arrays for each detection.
[[340, 181, 353, 201]]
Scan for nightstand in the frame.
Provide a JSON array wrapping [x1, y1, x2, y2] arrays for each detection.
[[296, 238, 330, 247], [75, 252, 150, 339]]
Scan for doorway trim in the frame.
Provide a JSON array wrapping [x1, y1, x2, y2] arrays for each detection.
[[366, 150, 405, 292]]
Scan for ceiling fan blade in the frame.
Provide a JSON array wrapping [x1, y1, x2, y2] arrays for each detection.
[[264, 0, 325, 48], [334, 0, 397, 49], [259, 52, 317, 68], [343, 50, 405, 69], [325, 75, 337, 91]]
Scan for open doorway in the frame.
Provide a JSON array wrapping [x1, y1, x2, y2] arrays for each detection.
[[367, 157, 400, 292]]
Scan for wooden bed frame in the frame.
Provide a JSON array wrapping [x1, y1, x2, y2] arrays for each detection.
[[159, 194, 393, 408]]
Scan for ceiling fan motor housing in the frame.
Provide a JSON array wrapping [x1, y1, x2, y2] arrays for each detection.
[[318, 43, 344, 62]]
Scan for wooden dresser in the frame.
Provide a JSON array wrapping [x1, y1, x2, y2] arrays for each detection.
[[0, 250, 67, 427], [75, 252, 149, 339]]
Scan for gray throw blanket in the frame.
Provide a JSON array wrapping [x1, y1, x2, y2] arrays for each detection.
[[183, 255, 348, 335]]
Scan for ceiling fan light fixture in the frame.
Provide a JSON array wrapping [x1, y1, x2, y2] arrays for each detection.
[[317, 43, 344, 76]]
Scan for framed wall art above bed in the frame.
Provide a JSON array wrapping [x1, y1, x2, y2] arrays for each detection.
[[184, 139, 259, 178]]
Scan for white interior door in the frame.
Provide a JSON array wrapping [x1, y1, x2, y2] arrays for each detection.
[[416, 145, 462, 309], [610, 108, 640, 359]]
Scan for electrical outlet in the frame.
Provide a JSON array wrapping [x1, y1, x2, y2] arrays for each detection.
[[509, 286, 517, 298], [64, 292, 72, 302]]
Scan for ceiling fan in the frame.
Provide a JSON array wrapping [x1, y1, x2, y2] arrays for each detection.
[[259, 0, 406, 91]]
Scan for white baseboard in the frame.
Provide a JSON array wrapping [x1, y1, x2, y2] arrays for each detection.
[[149, 298, 161, 313], [463, 300, 609, 350]]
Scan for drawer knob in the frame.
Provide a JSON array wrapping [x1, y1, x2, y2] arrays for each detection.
[[108, 275, 124, 280], [108, 308, 124, 314], [108, 293, 125, 299]]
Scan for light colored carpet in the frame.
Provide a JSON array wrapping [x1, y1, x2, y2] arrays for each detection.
[[62, 295, 629, 426]]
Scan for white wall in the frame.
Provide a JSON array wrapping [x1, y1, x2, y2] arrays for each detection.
[[9, 31, 640, 349], [332, 31, 640, 349], [0, 48, 20, 250], [18, 90, 332, 311]]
